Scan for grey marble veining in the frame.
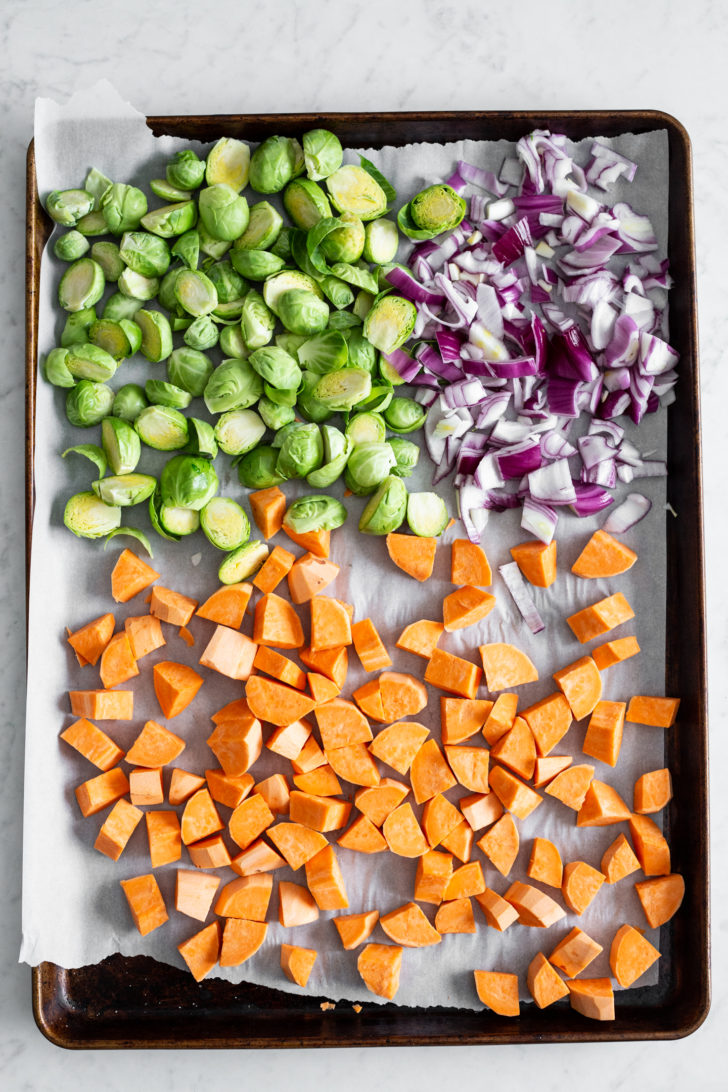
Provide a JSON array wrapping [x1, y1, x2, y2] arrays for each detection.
[[1, 0, 727, 1086]]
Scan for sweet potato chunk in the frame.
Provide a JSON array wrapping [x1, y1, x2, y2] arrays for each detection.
[[435, 897, 476, 935], [635, 874, 685, 927], [504, 881, 566, 928], [610, 924, 661, 987], [410, 740, 456, 804], [333, 910, 379, 950], [386, 532, 437, 581], [521, 692, 572, 756], [567, 592, 634, 644], [562, 861, 605, 915], [473, 971, 520, 1016], [178, 921, 221, 982], [305, 844, 349, 910], [369, 721, 429, 775], [414, 850, 453, 905], [196, 582, 253, 629], [281, 943, 317, 987], [111, 549, 158, 603], [382, 803, 428, 857], [380, 902, 441, 947], [425, 648, 482, 699], [357, 943, 402, 1000], [479, 643, 538, 691], [527, 837, 563, 889], [396, 619, 444, 659], [477, 814, 519, 877], [219, 919, 267, 968], [550, 927, 603, 977], [568, 978, 614, 1021], [451, 539, 492, 586], [527, 952, 569, 1008], [571, 530, 637, 578], [553, 657, 602, 721], [601, 833, 641, 884]]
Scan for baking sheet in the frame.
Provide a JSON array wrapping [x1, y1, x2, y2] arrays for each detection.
[[22, 82, 671, 1008]]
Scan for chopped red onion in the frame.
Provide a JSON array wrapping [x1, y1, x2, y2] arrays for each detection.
[[492, 217, 532, 265], [528, 458, 576, 505], [540, 431, 577, 460], [381, 348, 422, 383], [585, 142, 638, 190], [385, 265, 445, 306], [603, 492, 652, 532], [604, 314, 640, 367], [612, 202, 658, 253], [582, 458, 617, 488], [570, 482, 614, 516], [499, 562, 545, 634], [521, 496, 558, 543], [458, 160, 509, 196], [639, 331, 680, 375], [497, 439, 543, 479], [442, 377, 488, 410]]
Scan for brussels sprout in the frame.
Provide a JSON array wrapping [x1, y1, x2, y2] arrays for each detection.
[[353, 289, 375, 321], [204, 358, 262, 413], [328, 309, 362, 330], [275, 332, 306, 359], [343, 327, 377, 373], [320, 212, 366, 264], [277, 289, 329, 336], [157, 269, 182, 313], [135, 308, 173, 362], [102, 416, 141, 475], [53, 230, 90, 262], [140, 200, 197, 238], [200, 496, 251, 551], [241, 289, 276, 349], [118, 232, 170, 279], [283, 178, 332, 230], [388, 437, 419, 478], [145, 379, 192, 410], [167, 347, 213, 396], [174, 268, 219, 317], [270, 226, 293, 262], [346, 411, 386, 446], [237, 444, 285, 489], [104, 525, 154, 557], [249, 135, 299, 194], [88, 318, 136, 359], [358, 474, 408, 535], [289, 228, 326, 282], [171, 229, 200, 270], [103, 292, 142, 322], [198, 223, 232, 260], [234, 200, 283, 251], [329, 261, 379, 294], [112, 383, 148, 422], [384, 396, 427, 433], [46, 188, 94, 226], [66, 380, 114, 427], [214, 408, 266, 456], [206, 260, 246, 303], [306, 425, 352, 488], [58, 258, 105, 313], [135, 405, 189, 450], [258, 397, 296, 431], [344, 441, 396, 495], [263, 269, 323, 315], [319, 275, 355, 310], [160, 454, 219, 510], [184, 314, 219, 350], [362, 293, 416, 354], [101, 183, 148, 234], [230, 248, 285, 281], [149, 178, 190, 202], [218, 324, 248, 359], [61, 307, 97, 347], [218, 541, 269, 584], [290, 137, 306, 178], [66, 342, 118, 382], [93, 472, 156, 507], [363, 217, 399, 264], [118, 267, 159, 301], [355, 380, 393, 414], [407, 491, 449, 536], [297, 330, 348, 375], [83, 168, 112, 209], [198, 184, 249, 242], [172, 316, 193, 332], [185, 417, 218, 459], [325, 165, 388, 221], [296, 370, 333, 423], [312, 367, 371, 411], [148, 487, 180, 541], [75, 210, 108, 236], [284, 494, 347, 534], [62, 443, 107, 477], [88, 241, 122, 281], [264, 382, 298, 407], [276, 422, 323, 479], [44, 347, 75, 387], [398, 183, 467, 240], [302, 129, 343, 181], [248, 346, 302, 392], [166, 149, 206, 191], [64, 491, 121, 538], [159, 504, 200, 537], [205, 136, 250, 192]]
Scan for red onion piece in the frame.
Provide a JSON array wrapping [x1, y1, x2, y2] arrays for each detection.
[[499, 562, 545, 634], [603, 492, 652, 532]]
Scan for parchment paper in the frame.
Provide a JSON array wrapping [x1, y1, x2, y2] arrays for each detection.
[[22, 81, 672, 1007]]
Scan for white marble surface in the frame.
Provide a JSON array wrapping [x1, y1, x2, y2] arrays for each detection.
[[1, 0, 725, 1085]]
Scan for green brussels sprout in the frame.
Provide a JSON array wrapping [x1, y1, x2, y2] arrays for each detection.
[[327, 309, 362, 330], [171, 229, 200, 270], [160, 454, 219, 510], [263, 269, 323, 316], [167, 347, 214, 396], [112, 383, 148, 422], [61, 307, 97, 347], [183, 314, 219, 350], [295, 370, 332, 423], [344, 441, 396, 495], [241, 289, 276, 349], [358, 474, 408, 535], [362, 293, 417, 354], [93, 472, 156, 507], [159, 504, 200, 537], [219, 324, 248, 358], [46, 189, 94, 226], [283, 178, 332, 230], [325, 165, 388, 221], [61, 443, 107, 477], [66, 342, 118, 382], [384, 396, 427, 433], [101, 416, 141, 475], [44, 347, 76, 387], [149, 178, 190, 202], [101, 183, 148, 234], [118, 267, 159, 301], [343, 327, 377, 373], [148, 487, 179, 540], [354, 380, 393, 414], [89, 240, 123, 281], [75, 210, 108, 236], [198, 223, 232, 260], [277, 289, 329, 336], [237, 444, 285, 489], [306, 425, 352, 488], [230, 248, 285, 281], [185, 417, 218, 459], [302, 129, 343, 181], [205, 137, 250, 192], [258, 397, 296, 431], [198, 184, 249, 242], [200, 496, 250, 551], [174, 268, 219, 316], [64, 491, 121, 538], [276, 422, 323, 479], [103, 292, 141, 322], [204, 357, 263, 413], [248, 346, 302, 392], [135, 308, 173, 362], [88, 318, 135, 359], [364, 217, 399, 264], [135, 405, 189, 450], [275, 332, 306, 359], [166, 149, 206, 191], [83, 168, 112, 209], [319, 275, 355, 310], [320, 212, 366, 263], [407, 491, 449, 536], [145, 379, 192, 410], [157, 267, 182, 311], [289, 137, 306, 178], [173, 316, 193, 332], [65, 380, 114, 427], [297, 330, 348, 375], [53, 230, 90, 262], [140, 200, 197, 238], [284, 494, 347, 534], [312, 367, 372, 411], [388, 437, 419, 478], [345, 411, 386, 446], [329, 261, 379, 294], [214, 408, 266, 456], [398, 183, 467, 240], [264, 382, 297, 407], [353, 289, 375, 321], [218, 541, 269, 583], [249, 135, 298, 194], [206, 260, 247, 304], [58, 258, 105, 313], [270, 225, 293, 262], [119, 232, 171, 278], [234, 200, 283, 251]]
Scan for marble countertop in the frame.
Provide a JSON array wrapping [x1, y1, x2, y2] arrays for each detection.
[[2, 0, 725, 1086]]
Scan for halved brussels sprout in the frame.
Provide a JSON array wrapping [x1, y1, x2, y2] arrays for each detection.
[[185, 417, 218, 459], [283, 178, 332, 230], [140, 200, 197, 238], [306, 425, 352, 488], [119, 323, 142, 357], [135, 309, 173, 362], [362, 293, 417, 354], [61, 443, 107, 478], [198, 223, 232, 259], [303, 129, 343, 181], [284, 494, 347, 534], [328, 310, 362, 331], [103, 292, 142, 322], [174, 269, 218, 317], [149, 178, 190, 202], [83, 167, 112, 209], [270, 226, 293, 262], [166, 149, 206, 191], [44, 347, 75, 388], [398, 183, 467, 240], [407, 491, 449, 536], [384, 396, 427, 433], [237, 444, 285, 489], [75, 210, 108, 236], [218, 541, 269, 583], [325, 165, 388, 221], [258, 397, 296, 431], [66, 343, 118, 382], [312, 367, 371, 411], [319, 275, 355, 310], [275, 332, 306, 359], [183, 314, 219, 350], [112, 383, 148, 422], [320, 212, 366, 263], [297, 330, 348, 374], [171, 229, 200, 270], [58, 258, 105, 313], [200, 496, 251, 551], [64, 491, 121, 538], [214, 408, 266, 456], [101, 183, 148, 234], [204, 358, 263, 413], [66, 380, 114, 427], [358, 474, 408, 535], [249, 136, 298, 194], [388, 437, 419, 478], [206, 260, 247, 303], [159, 504, 200, 536], [89, 241, 123, 281], [344, 441, 397, 495], [265, 382, 297, 407], [329, 261, 379, 294], [60, 308, 97, 348], [295, 371, 333, 424], [198, 184, 249, 241], [354, 380, 393, 414], [219, 324, 248, 359], [88, 318, 136, 359], [343, 327, 377, 373], [263, 269, 323, 316], [46, 189, 94, 226], [353, 289, 375, 321], [346, 411, 386, 446], [248, 346, 302, 392], [102, 416, 141, 475], [167, 347, 214, 396], [230, 248, 285, 281], [118, 267, 159, 301], [205, 137, 250, 192], [363, 217, 399, 264], [119, 231, 171, 277], [145, 379, 192, 410], [160, 454, 219, 511], [276, 422, 323, 479], [241, 289, 276, 349], [234, 200, 283, 251], [277, 289, 329, 336], [93, 473, 157, 507], [135, 405, 189, 450], [54, 230, 90, 262]]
